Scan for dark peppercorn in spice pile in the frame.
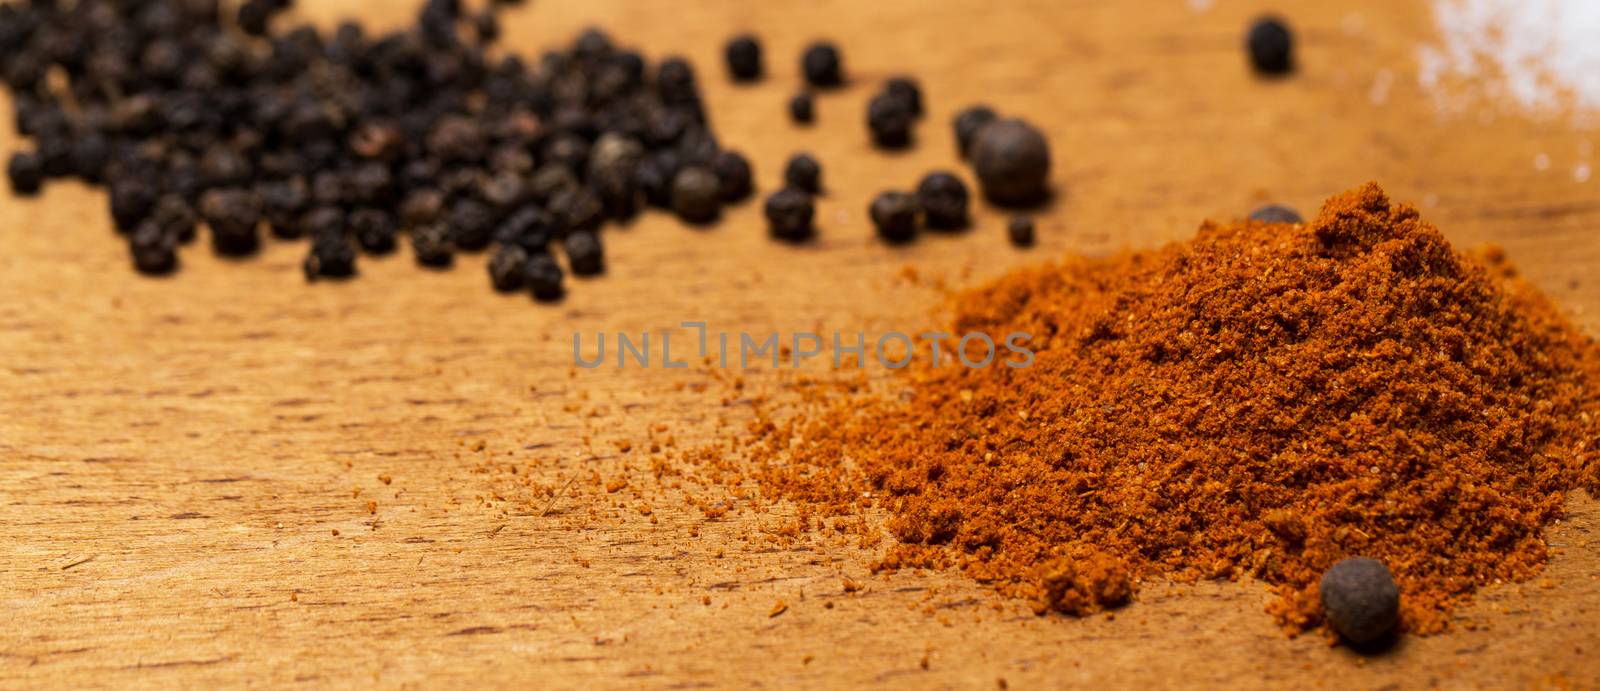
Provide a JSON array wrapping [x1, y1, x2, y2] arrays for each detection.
[[0, 0, 750, 300], [735, 184, 1600, 635]]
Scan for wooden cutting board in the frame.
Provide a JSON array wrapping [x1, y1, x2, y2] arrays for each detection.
[[3, 0, 1597, 687]]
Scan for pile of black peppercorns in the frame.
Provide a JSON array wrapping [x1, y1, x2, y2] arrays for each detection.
[[0, 0, 757, 301]]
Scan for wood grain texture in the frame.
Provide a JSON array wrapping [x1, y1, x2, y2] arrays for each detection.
[[3, 0, 1598, 688]]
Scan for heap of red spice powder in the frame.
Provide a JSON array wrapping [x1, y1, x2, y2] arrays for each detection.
[[739, 183, 1600, 635]]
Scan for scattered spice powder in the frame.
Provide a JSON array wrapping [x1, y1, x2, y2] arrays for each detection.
[[738, 183, 1600, 634]]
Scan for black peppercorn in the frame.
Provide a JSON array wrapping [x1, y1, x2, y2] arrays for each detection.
[[495, 205, 557, 251], [764, 187, 815, 243], [256, 175, 303, 226], [7, 151, 43, 195], [411, 221, 455, 268], [1249, 204, 1303, 224], [1320, 557, 1400, 645], [916, 171, 969, 230], [971, 118, 1051, 206], [550, 186, 604, 233], [801, 41, 843, 88], [562, 230, 605, 276], [953, 105, 998, 159], [870, 191, 919, 244], [1007, 216, 1036, 248], [867, 91, 914, 149], [446, 198, 497, 251], [724, 34, 762, 82], [1247, 17, 1294, 76], [634, 153, 677, 208], [304, 232, 358, 282], [670, 166, 721, 224], [200, 188, 263, 256], [885, 77, 923, 118], [302, 206, 345, 241], [129, 221, 178, 275], [110, 177, 159, 233], [711, 149, 753, 202], [523, 250, 565, 301], [152, 195, 198, 244], [488, 243, 528, 292], [351, 208, 398, 254], [788, 92, 814, 125], [784, 153, 822, 194]]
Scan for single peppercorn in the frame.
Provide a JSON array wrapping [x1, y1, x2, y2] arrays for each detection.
[[261, 178, 310, 239], [446, 198, 497, 251], [1320, 558, 1400, 645], [1247, 17, 1294, 76], [1008, 216, 1036, 248], [301, 207, 345, 242], [562, 230, 605, 276], [885, 77, 923, 118], [7, 151, 43, 195], [550, 186, 604, 233], [488, 243, 529, 292], [711, 149, 753, 202], [671, 166, 721, 224], [870, 191, 919, 244], [303, 232, 358, 282], [152, 195, 199, 244], [953, 105, 998, 159], [971, 118, 1051, 206], [916, 171, 970, 230], [412, 222, 455, 268], [784, 153, 822, 194], [788, 92, 814, 125], [129, 221, 178, 275], [867, 91, 914, 149], [724, 34, 762, 82], [801, 41, 843, 88], [350, 208, 398, 254], [1249, 204, 1303, 224], [764, 187, 815, 243], [110, 177, 159, 233], [523, 251, 565, 302], [199, 188, 263, 256], [635, 152, 680, 208]]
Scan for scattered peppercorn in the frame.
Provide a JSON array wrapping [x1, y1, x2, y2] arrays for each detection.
[[351, 208, 399, 255], [1320, 558, 1400, 646], [724, 34, 763, 82], [1249, 204, 1304, 224], [523, 251, 565, 301], [1007, 215, 1036, 247], [953, 105, 998, 159], [304, 233, 358, 282], [801, 41, 843, 88], [867, 91, 914, 149], [784, 153, 823, 195], [764, 187, 815, 243], [7, 151, 43, 196], [412, 222, 455, 268], [671, 166, 722, 224], [870, 191, 919, 244], [711, 150, 753, 202], [199, 188, 263, 256], [916, 171, 970, 230], [128, 221, 178, 275], [1247, 17, 1294, 75], [885, 77, 924, 118], [970, 118, 1051, 206], [789, 92, 815, 125], [488, 244, 529, 292], [563, 230, 606, 276]]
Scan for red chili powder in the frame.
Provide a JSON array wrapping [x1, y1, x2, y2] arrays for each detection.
[[740, 183, 1600, 634]]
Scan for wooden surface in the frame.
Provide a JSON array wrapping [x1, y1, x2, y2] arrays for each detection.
[[4, 0, 1600, 687]]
